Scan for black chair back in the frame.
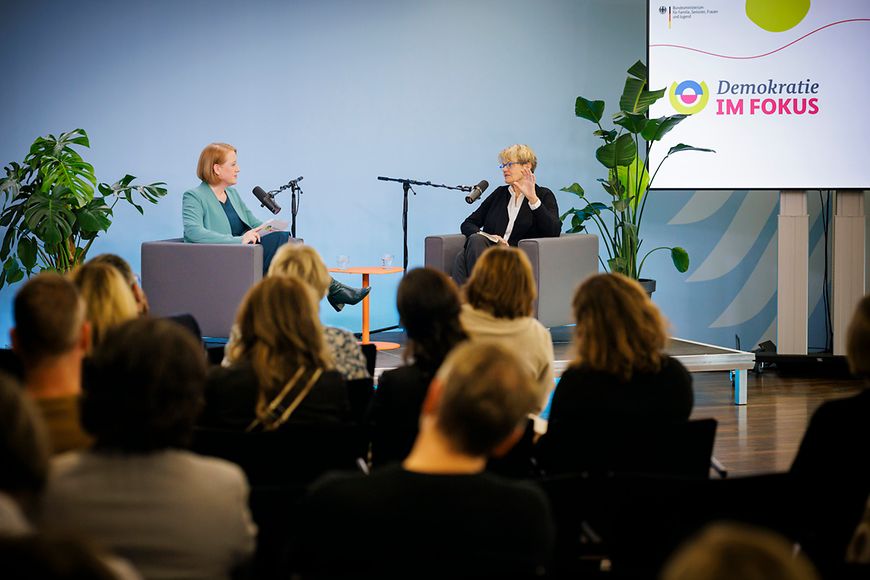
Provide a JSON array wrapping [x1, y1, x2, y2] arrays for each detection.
[[360, 343, 376, 376], [346, 378, 375, 424], [536, 418, 718, 479]]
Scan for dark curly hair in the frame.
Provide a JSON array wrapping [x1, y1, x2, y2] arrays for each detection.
[[81, 318, 206, 452], [397, 268, 467, 374]]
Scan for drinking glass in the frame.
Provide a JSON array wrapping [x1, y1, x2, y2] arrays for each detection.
[[337, 255, 350, 269], [380, 253, 394, 267]]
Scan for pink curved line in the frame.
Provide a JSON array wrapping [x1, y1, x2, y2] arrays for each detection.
[[650, 18, 870, 60]]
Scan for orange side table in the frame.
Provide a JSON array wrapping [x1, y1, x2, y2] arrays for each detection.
[[329, 266, 403, 350]]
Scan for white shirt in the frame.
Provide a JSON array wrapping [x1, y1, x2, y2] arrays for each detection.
[[503, 186, 542, 243]]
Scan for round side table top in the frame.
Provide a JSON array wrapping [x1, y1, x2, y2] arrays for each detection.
[[329, 266, 403, 275]]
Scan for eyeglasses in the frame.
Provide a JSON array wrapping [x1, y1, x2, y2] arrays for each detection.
[[498, 161, 525, 169]]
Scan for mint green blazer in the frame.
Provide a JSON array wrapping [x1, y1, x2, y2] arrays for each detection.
[[182, 181, 263, 244]]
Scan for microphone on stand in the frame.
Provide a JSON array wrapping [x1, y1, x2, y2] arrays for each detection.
[[286, 176, 304, 187], [465, 180, 489, 204], [252, 186, 281, 214]]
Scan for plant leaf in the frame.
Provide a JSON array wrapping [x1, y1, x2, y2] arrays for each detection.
[[641, 115, 688, 141], [17, 237, 38, 270], [595, 133, 637, 168], [575, 97, 605, 123], [593, 129, 617, 143], [613, 112, 648, 134], [671, 247, 690, 272], [560, 183, 585, 197], [616, 156, 650, 209], [619, 77, 666, 114], [667, 143, 716, 156], [627, 60, 648, 81]]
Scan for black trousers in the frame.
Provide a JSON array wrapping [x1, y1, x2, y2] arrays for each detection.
[[451, 233, 497, 285]]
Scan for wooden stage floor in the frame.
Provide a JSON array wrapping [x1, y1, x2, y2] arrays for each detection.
[[370, 328, 865, 478]]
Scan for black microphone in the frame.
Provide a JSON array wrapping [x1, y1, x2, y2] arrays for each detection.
[[252, 186, 281, 214], [465, 180, 489, 204], [287, 176, 304, 187]]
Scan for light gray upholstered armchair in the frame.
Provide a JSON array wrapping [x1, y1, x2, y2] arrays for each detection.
[[424, 234, 599, 327], [141, 238, 265, 338]]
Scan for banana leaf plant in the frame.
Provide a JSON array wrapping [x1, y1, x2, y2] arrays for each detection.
[[561, 61, 714, 279], [0, 129, 167, 288]]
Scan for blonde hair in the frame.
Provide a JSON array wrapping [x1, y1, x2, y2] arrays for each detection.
[[662, 522, 819, 580], [435, 341, 538, 456], [227, 277, 332, 410], [69, 263, 138, 350], [571, 273, 668, 382], [267, 244, 332, 299], [465, 246, 536, 319], [498, 144, 538, 173], [196, 142, 236, 184]]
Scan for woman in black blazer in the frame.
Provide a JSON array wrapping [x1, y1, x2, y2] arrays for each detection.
[[451, 144, 561, 284], [367, 268, 467, 467]]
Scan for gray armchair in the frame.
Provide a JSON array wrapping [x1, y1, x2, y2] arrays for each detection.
[[141, 238, 264, 338], [424, 234, 599, 327]]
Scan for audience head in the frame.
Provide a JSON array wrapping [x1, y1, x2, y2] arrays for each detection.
[[81, 318, 207, 453], [267, 243, 332, 299], [465, 246, 536, 320], [0, 372, 50, 502], [69, 262, 138, 350], [11, 273, 88, 366], [498, 144, 538, 173], [846, 294, 870, 379], [571, 273, 668, 382], [426, 341, 538, 458], [661, 522, 819, 580], [397, 268, 467, 372], [228, 276, 331, 403], [88, 253, 149, 315], [197, 142, 236, 185]]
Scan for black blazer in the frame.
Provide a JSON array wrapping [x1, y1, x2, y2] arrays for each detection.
[[460, 185, 561, 246]]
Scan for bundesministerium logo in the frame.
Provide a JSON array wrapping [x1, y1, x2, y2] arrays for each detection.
[[669, 80, 710, 114], [658, 5, 668, 15]]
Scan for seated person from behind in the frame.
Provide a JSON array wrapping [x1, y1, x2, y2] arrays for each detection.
[[202, 276, 350, 430], [459, 246, 555, 417], [222, 243, 369, 381], [294, 341, 555, 578], [367, 267, 467, 468], [11, 274, 93, 454], [182, 142, 367, 311], [68, 262, 139, 353], [547, 273, 693, 431], [451, 143, 560, 285], [40, 318, 256, 580]]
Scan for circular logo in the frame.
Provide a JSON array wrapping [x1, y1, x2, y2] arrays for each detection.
[[658, 5, 667, 15], [669, 80, 710, 114]]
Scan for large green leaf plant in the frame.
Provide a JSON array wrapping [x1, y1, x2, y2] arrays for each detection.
[[0, 129, 167, 288], [561, 61, 713, 279]]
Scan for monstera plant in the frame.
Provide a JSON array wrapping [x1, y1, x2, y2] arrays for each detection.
[[0, 129, 167, 288], [561, 61, 714, 285]]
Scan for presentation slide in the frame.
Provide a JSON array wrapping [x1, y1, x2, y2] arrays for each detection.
[[647, 1, 870, 190]]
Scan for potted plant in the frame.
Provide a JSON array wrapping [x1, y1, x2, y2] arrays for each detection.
[[0, 129, 167, 287], [560, 60, 713, 294]]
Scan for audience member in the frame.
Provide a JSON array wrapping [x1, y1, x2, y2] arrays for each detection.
[[790, 293, 870, 567], [0, 534, 132, 580], [40, 318, 256, 580], [547, 273, 693, 429], [0, 371, 49, 534], [367, 267, 467, 467], [294, 341, 554, 578], [661, 522, 819, 580], [68, 262, 138, 350], [88, 254, 149, 316], [222, 243, 369, 380], [11, 274, 93, 454], [848, 496, 870, 563], [203, 276, 350, 430], [460, 246, 554, 411]]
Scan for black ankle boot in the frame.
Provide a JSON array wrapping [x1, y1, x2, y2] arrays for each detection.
[[327, 278, 371, 312]]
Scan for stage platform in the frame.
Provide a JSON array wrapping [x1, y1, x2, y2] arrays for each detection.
[[370, 326, 755, 405]]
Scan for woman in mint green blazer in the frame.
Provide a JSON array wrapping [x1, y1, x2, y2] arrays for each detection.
[[182, 143, 368, 311]]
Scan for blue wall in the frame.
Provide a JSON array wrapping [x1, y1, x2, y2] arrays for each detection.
[[0, 0, 840, 350]]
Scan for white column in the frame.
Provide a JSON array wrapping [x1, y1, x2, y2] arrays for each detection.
[[832, 191, 866, 355], [777, 191, 808, 355]]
